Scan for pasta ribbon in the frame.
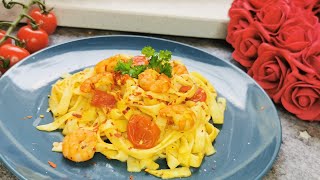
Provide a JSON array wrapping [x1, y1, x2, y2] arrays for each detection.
[[36, 54, 226, 179]]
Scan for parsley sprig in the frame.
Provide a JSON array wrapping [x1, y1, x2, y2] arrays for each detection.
[[114, 59, 147, 78], [114, 46, 173, 78]]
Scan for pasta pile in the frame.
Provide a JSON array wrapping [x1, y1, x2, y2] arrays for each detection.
[[37, 48, 226, 179]]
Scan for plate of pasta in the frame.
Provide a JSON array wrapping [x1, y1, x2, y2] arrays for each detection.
[[0, 35, 281, 180]]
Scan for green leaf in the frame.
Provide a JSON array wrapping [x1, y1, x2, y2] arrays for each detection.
[[0, 58, 10, 69], [114, 46, 173, 79], [130, 65, 147, 78], [158, 50, 172, 61], [114, 59, 132, 74], [159, 62, 172, 78], [141, 46, 155, 58], [148, 55, 160, 69], [114, 59, 147, 78]]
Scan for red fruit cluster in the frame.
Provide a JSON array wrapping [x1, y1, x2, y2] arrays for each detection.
[[0, 8, 57, 74]]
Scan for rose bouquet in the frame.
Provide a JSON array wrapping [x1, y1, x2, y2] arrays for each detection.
[[226, 0, 320, 121]]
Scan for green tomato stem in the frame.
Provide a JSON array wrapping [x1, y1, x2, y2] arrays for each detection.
[[2, 0, 26, 9], [0, 21, 13, 28], [6, 34, 25, 47], [22, 13, 38, 30], [0, 57, 10, 69], [0, 0, 44, 46], [35, 0, 53, 15], [33, 0, 45, 11]]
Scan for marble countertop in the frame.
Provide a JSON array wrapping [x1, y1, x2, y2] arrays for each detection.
[[0, 27, 319, 180]]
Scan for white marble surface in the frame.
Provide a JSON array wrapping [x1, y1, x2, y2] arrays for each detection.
[[0, 27, 319, 180]]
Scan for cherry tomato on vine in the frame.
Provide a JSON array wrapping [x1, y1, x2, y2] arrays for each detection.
[[17, 25, 49, 53], [127, 114, 160, 149], [0, 44, 30, 73], [0, 30, 12, 45], [28, 8, 57, 35]]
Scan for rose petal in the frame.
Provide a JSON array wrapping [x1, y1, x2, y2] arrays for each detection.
[[227, 8, 254, 45], [296, 88, 319, 98], [264, 64, 280, 81], [282, 84, 304, 114], [232, 27, 264, 68], [256, 2, 290, 33], [297, 96, 311, 108], [296, 102, 320, 120], [291, 88, 301, 109], [281, 81, 320, 120]]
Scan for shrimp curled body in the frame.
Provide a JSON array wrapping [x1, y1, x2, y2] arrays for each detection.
[[159, 105, 195, 131], [95, 54, 131, 73], [138, 69, 171, 93], [172, 61, 188, 75], [80, 72, 114, 93], [62, 129, 98, 162]]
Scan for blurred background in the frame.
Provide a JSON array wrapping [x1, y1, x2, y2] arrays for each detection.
[[0, 0, 232, 39]]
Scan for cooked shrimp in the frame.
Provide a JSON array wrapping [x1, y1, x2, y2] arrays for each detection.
[[172, 61, 188, 75], [95, 54, 131, 73], [62, 129, 98, 162], [159, 104, 195, 131], [138, 69, 171, 93], [80, 72, 114, 93]]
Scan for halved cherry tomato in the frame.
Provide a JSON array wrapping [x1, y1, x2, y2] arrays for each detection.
[[0, 30, 12, 45], [91, 90, 117, 108], [127, 114, 160, 149], [17, 25, 49, 53], [0, 44, 30, 73], [28, 8, 57, 35], [179, 85, 191, 93], [189, 87, 207, 102], [132, 55, 149, 66]]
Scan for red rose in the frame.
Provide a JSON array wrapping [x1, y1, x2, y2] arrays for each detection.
[[274, 10, 317, 53], [232, 26, 267, 68], [297, 41, 320, 80], [290, 0, 317, 10], [232, 0, 281, 11], [288, 7, 319, 27], [226, 8, 254, 45], [313, 1, 320, 18], [255, 2, 290, 34], [248, 43, 299, 101], [281, 77, 320, 121]]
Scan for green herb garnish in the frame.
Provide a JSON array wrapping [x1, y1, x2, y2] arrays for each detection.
[[114, 46, 173, 78], [114, 59, 147, 78], [143, 46, 172, 77], [141, 46, 155, 58]]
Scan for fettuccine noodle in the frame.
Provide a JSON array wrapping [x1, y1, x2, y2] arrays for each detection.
[[37, 50, 226, 179]]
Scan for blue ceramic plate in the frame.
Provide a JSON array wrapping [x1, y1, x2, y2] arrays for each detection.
[[0, 35, 281, 180]]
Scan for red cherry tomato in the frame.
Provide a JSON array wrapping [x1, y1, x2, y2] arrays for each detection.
[[127, 114, 160, 149], [28, 8, 57, 35], [0, 44, 30, 73], [0, 30, 12, 45], [179, 85, 191, 93], [91, 90, 117, 108], [17, 25, 49, 53], [189, 88, 207, 102]]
